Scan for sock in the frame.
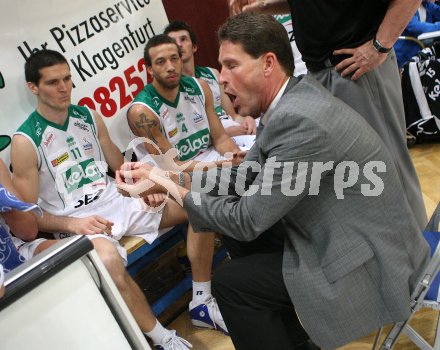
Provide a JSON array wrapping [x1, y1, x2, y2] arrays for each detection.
[[192, 280, 211, 304], [144, 320, 171, 344]]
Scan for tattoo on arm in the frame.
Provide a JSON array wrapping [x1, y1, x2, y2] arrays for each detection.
[[135, 113, 158, 143]]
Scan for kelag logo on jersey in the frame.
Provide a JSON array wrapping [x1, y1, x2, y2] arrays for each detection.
[[61, 158, 104, 193], [175, 128, 210, 161]]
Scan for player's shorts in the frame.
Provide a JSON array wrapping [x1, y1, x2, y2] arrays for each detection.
[[52, 188, 170, 263], [193, 147, 225, 162], [11, 236, 46, 260], [231, 135, 256, 151]]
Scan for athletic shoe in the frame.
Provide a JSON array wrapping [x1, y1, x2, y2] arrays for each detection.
[[189, 296, 229, 335], [154, 330, 192, 350]]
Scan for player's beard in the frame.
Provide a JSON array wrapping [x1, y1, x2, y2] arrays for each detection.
[[154, 72, 180, 90]]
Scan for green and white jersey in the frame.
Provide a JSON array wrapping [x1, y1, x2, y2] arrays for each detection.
[[131, 76, 211, 161], [194, 66, 225, 117], [15, 105, 116, 216]]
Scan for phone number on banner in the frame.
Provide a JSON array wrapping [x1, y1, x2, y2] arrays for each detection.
[[78, 58, 151, 118]]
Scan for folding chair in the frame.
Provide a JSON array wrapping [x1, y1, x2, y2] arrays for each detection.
[[372, 202, 440, 350]]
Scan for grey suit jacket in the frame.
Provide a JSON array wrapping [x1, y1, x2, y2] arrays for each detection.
[[184, 76, 429, 349]]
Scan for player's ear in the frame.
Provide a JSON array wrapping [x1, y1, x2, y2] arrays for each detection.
[[27, 81, 39, 95], [147, 66, 155, 79]]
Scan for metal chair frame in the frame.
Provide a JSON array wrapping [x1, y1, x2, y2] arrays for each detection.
[[373, 203, 440, 350]]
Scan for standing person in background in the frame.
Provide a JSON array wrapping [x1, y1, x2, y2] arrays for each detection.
[[163, 21, 257, 141], [229, 0, 428, 231]]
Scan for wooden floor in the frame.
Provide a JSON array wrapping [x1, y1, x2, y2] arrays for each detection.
[[169, 143, 440, 350]]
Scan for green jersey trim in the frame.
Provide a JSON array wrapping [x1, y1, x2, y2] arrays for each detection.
[[195, 66, 218, 83], [195, 66, 224, 117]]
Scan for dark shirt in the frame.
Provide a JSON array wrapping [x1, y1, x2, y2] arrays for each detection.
[[288, 0, 389, 64]]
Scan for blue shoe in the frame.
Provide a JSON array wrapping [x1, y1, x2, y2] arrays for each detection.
[[154, 330, 192, 350], [189, 296, 229, 335]]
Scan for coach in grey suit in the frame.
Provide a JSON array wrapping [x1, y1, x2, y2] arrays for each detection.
[[117, 13, 429, 350]]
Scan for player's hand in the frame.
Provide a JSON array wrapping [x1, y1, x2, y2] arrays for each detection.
[[117, 162, 172, 197], [143, 193, 167, 208], [240, 116, 256, 135], [220, 150, 247, 167], [116, 162, 161, 197], [334, 40, 388, 81], [69, 215, 114, 236], [232, 149, 247, 165], [226, 125, 249, 137], [229, 0, 262, 15]]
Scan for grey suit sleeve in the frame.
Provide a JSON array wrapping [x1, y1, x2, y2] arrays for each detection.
[[183, 115, 337, 240]]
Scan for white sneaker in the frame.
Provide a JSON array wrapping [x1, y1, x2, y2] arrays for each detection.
[[154, 330, 192, 350], [189, 296, 229, 335]]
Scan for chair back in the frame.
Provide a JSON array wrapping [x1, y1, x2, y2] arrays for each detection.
[[423, 203, 440, 302]]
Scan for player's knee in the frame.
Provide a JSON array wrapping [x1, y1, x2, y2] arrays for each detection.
[[92, 238, 125, 276]]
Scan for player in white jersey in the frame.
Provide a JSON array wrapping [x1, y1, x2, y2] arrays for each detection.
[[164, 21, 257, 149], [127, 34, 239, 336], [11, 50, 192, 350]]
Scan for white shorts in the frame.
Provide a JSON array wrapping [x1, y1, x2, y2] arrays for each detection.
[[56, 187, 163, 242], [231, 135, 256, 151], [12, 236, 47, 260], [53, 187, 167, 263], [193, 147, 225, 162]]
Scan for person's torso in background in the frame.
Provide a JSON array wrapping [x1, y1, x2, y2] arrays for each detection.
[[289, 0, 388, 64]]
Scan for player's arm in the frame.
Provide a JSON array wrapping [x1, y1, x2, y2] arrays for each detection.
[[11, 135, 112, 236], [128, 104, 203, 171], [93, 110, 124, 174], [0, 157, 38, 241], [128, 104, 174, 157], [127, 104, 206, 171], [199, 79, 239, 155]]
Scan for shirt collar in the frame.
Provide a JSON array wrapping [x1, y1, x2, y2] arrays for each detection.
[[261, 78, 290, 125]]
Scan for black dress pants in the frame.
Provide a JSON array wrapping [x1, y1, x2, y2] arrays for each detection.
[[213, 233, 310, 350]]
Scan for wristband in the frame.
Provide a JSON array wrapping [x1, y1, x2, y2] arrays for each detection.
[[178, 172, 185, 187], [372, 37, 392, 54]]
